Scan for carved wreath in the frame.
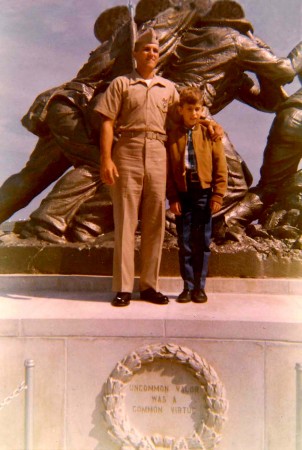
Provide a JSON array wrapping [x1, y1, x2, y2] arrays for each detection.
[[103, 343, 228, 450]]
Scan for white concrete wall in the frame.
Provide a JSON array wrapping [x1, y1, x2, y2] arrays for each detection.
[[1, 338, 302, 449], [0, 277, 301, 450]]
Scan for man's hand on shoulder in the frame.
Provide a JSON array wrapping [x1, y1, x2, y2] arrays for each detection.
[[200, 119, 224, 141], [210, 200, 222, 214]]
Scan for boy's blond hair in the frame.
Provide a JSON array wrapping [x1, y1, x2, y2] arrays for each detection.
[[179, 86, 204, 106]]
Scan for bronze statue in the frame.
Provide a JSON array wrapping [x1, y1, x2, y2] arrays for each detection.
[[0, 5, 132, 235], [0, 0, 301, 245], [216, 74, 302, 245], [12, 1, 211, 244]]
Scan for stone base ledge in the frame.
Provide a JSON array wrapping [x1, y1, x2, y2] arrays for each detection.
[[0, 243, 301, 277], [0, 274, 301, 295], [1, 281, 302, 341]]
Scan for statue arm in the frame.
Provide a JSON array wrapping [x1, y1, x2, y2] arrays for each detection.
[[236, 34, 297, 85], [236, 73, 288, 112], [151, 8, 197, 74], [75, 20, 137, 83], [287, 41, 302, 74], [21, 85, 67, 137], [74, 43, 114, 82]]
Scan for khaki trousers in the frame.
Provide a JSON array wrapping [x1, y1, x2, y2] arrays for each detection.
[[110, 136, 167, 292]]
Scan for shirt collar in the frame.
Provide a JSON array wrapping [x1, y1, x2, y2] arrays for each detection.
[[129, 70, 168, 87], [183, 124, 199, 133]]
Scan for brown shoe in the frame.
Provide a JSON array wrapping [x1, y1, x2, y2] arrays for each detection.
[[140, 288, 169, 305], [111, 292, 131, 307], [176, 289, 192, 303], [191, 289, 207, 303]]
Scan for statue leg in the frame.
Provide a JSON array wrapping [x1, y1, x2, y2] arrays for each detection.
[[211, 131, 253, 239], [213, 132, 252, 219], [214, 106, 302, 240], [21, 100, 102, 243], [67, 183, 114, 243], [0, 137, 70, 224], [258, 107, 302, 197], [25, 165, 101, 243]]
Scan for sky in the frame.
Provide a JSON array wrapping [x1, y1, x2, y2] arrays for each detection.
[[0, 0, 301, 221]]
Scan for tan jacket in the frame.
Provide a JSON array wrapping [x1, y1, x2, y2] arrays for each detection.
[[167, 123, 228, 205]]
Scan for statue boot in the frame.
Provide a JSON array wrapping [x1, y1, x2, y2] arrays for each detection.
[[214, 189, 265, 241]]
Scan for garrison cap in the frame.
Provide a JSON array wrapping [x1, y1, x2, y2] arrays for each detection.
[[135, 28, 159, 47]]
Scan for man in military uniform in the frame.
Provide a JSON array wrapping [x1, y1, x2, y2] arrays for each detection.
[[94, 28, 179, 306]]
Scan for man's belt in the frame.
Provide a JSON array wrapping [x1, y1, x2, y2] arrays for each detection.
[[186, 169, 200, 183], [119, 130, 167, 142]]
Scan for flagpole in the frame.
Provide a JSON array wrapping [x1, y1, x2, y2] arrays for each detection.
[[128, 0, 137, 70]]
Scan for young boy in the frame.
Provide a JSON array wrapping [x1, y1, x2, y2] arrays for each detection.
[[167, 86, 228, 303]]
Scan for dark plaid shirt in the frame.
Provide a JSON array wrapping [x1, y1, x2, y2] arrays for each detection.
[[185, 127, 197, 170]]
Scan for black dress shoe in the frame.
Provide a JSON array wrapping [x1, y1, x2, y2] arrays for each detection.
[[140, 288, 169, 304], [191, 289, 207, 303], [176, 289, 192, 303], [111, 292, 131, 307]]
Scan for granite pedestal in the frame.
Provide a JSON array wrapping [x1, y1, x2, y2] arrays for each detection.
[[0, 275, 301, 450]]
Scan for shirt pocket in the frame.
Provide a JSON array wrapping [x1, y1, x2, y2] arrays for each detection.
[[157, 98, 169, 113], [122, 88, 143, 111]]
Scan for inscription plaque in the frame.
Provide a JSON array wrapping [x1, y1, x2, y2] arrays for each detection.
[[103, 343, 228, 449], [125, 360, 207, 437]]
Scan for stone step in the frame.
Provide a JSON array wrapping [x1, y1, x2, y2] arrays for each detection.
[[0, 274, 301, 294]]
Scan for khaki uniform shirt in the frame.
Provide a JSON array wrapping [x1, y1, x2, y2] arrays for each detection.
[[93, 70, 179, 134]]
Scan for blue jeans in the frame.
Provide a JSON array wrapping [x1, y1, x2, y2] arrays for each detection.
[[175, 187, 212, 290]]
